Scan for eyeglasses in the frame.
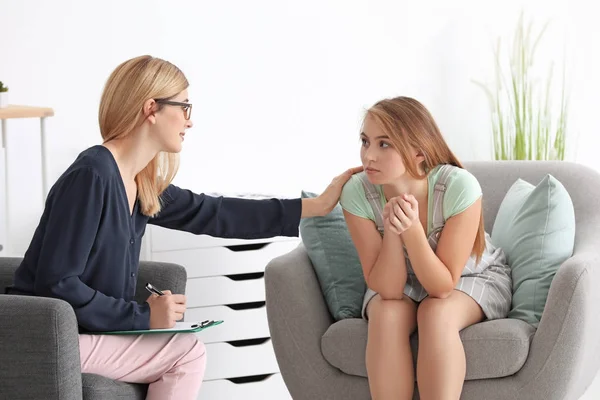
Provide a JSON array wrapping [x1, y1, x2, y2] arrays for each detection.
[[155, 99, 193, 120]]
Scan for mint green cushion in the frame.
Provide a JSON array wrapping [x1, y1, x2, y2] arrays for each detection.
[[491, 175, 575, 326], [299, 191, 366, 320]]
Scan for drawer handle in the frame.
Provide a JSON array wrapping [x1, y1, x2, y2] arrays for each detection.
[[227, 373, 274, 384], [225, 243, 270, 252], [227, 337, 269, 347], [225, 272, 264, 281], [227, 301, 266, 310]]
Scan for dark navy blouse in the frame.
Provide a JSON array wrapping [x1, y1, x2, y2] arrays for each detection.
[[7, 145, 301, 332]]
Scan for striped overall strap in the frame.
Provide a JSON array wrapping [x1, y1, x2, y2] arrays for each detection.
[[357, 172, 385, 234], [431, 164, 456, 231]]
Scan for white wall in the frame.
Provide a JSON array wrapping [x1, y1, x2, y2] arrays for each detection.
[[3, 0, 597, 253], [1, 0, 600, 394]]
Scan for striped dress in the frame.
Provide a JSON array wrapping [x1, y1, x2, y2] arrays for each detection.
[[360, 164, 512, 321]]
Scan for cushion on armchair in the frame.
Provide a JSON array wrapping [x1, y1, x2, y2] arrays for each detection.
[[299, 191, 365, 320], [321, 318, 535, 380], [491, 174, 575, 326]]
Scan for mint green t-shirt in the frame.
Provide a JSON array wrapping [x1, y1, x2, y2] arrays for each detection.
[[339, 165, 482, 235]]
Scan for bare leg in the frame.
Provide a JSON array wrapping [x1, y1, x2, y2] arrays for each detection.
[[366, 294, 418, 400], [416, 290, 484, 400]]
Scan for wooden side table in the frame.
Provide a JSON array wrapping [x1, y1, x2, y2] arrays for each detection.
[[0, 105, 54, 256]]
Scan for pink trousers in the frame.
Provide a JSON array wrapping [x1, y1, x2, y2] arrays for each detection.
[[79, 333, 206, 400]]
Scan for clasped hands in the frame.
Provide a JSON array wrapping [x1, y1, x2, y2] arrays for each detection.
[[383, 194, 420, 236]]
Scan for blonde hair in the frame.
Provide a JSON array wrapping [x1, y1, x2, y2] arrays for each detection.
[[365, 96, 485, 262], [99, 55, 188, 216]]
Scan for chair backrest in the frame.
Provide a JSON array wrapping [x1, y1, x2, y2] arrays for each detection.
[[0, 257, 21, 293], [464, 160, 600, 253]]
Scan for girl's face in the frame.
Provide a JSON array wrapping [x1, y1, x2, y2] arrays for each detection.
[[151, 89, 193, 153], [360, 114, 411, 185]]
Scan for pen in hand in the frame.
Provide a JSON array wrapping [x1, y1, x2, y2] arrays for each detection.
[[146, 283, 187, 328], [145, 282, 165, 296]]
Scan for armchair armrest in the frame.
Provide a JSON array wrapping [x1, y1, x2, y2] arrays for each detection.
[[514, 250, 600, 399], [265, 244, 369, 400], [0, 258, 186, 400], [0, 294, 82, 400]]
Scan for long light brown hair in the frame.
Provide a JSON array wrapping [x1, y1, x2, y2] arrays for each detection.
[[99, 55, 188, 216], [366, 96, 485, 261]]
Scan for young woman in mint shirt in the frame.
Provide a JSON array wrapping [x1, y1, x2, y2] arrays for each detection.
[[6, 55, 360, 400], [340, 97, 511, 400]]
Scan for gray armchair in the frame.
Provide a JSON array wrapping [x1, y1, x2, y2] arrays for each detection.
[[0, 258, 187, 400], [265, 161, 600, 400]]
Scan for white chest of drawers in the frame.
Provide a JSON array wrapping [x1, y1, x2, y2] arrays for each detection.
[[141, 225, 299, 400]]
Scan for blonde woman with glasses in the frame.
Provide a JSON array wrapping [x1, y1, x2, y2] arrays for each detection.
[[5, 55, 361, 399]]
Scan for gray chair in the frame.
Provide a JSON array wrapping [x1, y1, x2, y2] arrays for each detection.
[[0, 257, 187, 400], [265, 161, 600, 400]]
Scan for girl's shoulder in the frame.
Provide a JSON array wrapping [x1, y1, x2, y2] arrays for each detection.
[[430, 165, 482, 220], [429, 164, 480, 189], [340, 172, 378, 221]]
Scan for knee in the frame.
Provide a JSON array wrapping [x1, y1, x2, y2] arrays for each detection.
[[178, 334, 207, 372], [417, 298, 451, 331], [369, 297, 416, 334], [190, 336, 206, 361]]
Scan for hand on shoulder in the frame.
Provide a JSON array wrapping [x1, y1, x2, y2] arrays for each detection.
[[302, 166, 363, 218]]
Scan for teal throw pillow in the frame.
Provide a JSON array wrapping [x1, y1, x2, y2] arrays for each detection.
[[491, 174, 575, 326], [299, 191, 365, 320]]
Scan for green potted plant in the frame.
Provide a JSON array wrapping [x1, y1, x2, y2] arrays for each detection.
[[474, 12, 569, 161], [0, 81, 8, 108]]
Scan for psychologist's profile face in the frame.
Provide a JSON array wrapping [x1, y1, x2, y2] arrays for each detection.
[[153, 89, 194, 153]]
